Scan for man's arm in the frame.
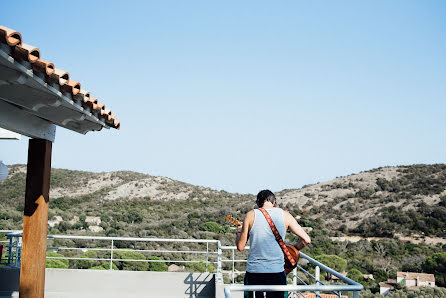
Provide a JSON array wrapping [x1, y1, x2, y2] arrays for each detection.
[[284, 210, 311, 250], [236, 210, 254, 251]]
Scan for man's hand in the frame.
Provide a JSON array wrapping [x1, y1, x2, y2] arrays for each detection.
[[235, 226, 242, 243]]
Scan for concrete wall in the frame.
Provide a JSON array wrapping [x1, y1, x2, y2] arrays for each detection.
[[0, 268, 216, 298]]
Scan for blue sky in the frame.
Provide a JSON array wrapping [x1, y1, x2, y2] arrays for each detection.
[[1, 1, 445, 194]]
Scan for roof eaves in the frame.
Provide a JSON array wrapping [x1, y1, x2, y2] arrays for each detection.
[[0, 25, 120, 133]]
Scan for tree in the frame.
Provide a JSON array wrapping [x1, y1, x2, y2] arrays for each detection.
[[422, 252, 446, 287], [314, 255, 347, 280], [347, 268, 364, 282]]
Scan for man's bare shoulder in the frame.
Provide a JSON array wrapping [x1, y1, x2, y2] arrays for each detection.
[[282, 209, 291, 215], [245, 210, 255, 220], [282, 209, 295, 224]]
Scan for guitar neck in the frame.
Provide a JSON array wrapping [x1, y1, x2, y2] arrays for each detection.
[[225, 215, 242, 227]]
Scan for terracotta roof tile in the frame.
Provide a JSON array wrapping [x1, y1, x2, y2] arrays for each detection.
[[60, 80, 81, 96], [48, 68, 69, 86], [13, 43, 40, 63], [0, 24, 119, 130], [32, 58, 55, 76], [0, 25, 21, 46]]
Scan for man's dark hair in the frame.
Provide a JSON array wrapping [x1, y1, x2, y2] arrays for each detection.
[[256, 189, 276, 208]]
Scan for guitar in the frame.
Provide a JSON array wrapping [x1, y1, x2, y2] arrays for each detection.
[[225, 215, 300, 274]]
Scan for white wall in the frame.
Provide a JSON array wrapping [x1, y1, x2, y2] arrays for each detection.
[[0, 268, 216, 298]]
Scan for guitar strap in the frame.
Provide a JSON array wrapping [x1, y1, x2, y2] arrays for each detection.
[[258, 208, 296, 266]]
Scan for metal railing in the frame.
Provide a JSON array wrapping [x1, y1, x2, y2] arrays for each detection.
[[0, 230, 20, 267], [223, 251, 363, 298], [2, 232, 223, 282], [2, 232, 363, 297]]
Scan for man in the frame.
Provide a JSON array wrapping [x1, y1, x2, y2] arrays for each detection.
[[236, 189, 311, 298]]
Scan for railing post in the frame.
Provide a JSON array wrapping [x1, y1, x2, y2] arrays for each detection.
[[293, 267, 297, 285], [353, 291, 359, 298], [7, 236, 12, 265], [216, 241, 223, 283], [206, 242, 209, 272], [15, 236, 20, 267], [315, 265, 320, 297], [232, 248, 235, 284], [110, 239, 114, 270]]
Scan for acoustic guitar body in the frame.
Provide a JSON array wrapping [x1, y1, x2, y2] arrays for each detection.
[[284, 244, 300, 274]]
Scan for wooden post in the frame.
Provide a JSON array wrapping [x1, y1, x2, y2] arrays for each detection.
[[19, 139, 52, 298]]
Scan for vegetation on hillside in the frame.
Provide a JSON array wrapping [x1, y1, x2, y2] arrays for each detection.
[[1, 164, 445, 296]]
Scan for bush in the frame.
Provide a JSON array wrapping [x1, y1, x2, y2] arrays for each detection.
[[46, 252, 68, 269], [199, 221, 225, 234], [148, 256, 168, 272], [185, 260, 216, 273], [75, 250, 98, 269], [113, 250, 148, 271]]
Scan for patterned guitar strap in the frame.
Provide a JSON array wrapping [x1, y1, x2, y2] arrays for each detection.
[[258, 208, 296, 267]]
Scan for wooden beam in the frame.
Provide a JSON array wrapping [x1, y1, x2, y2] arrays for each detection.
[[19, 139, 52, 298]]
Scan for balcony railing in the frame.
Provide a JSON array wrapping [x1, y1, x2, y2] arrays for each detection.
[[1, 232, 363, 297]]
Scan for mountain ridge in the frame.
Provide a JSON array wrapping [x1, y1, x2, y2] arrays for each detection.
[[1, 163, 446, 241]]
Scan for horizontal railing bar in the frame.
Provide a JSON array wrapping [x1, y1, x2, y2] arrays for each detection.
[[225, 284, 363, 293], [47, 256, 218, 264], [221, 246, 250, 250], [47, 234, 219, 244], [49, 247, 218, 255], [9, 233, 220, 245]]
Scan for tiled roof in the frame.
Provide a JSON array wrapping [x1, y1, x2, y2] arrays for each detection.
[[379, 282, 395, 289], [397, 272, 435, 282], [0, 25, 119, 131]]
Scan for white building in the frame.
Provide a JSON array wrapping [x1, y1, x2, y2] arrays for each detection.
[[397, 272, 435, 290], [379, 280, 395, 295], [85, 216, 101, 225], [88, 225, 103, 233]]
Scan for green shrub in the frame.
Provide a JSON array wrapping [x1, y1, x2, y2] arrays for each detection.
[[75, 250, 98, 269], [199, 221, 225, 234], [185, 260, 216, 273], [113, 250, 147, 271], [46, 252, 68, 269], [148, 256, 168, 272]]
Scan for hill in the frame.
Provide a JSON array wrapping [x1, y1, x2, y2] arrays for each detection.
[[1, 164, 446, 242], [1, 164, 446, 292]]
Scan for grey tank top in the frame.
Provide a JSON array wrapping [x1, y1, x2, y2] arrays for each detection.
[[246, 208, 286, 273]]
